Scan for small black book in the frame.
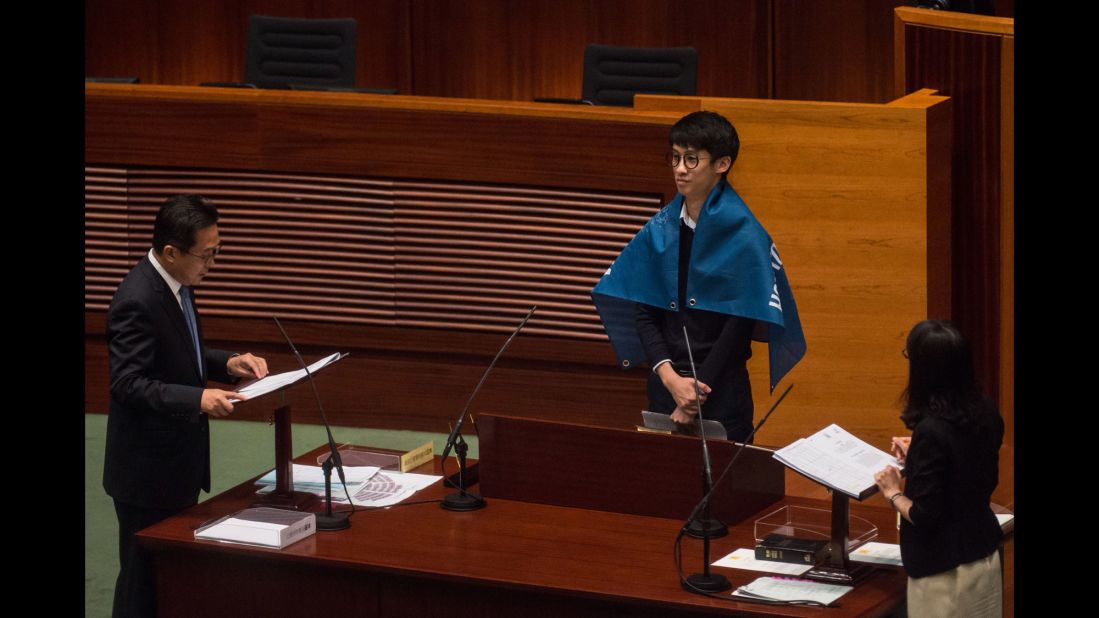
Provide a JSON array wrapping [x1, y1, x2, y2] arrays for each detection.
[[755, 534, 830, 565]]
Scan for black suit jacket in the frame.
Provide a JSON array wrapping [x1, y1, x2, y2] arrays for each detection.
[[102, 255, 237, 510], [900, 413, 1004, 578]]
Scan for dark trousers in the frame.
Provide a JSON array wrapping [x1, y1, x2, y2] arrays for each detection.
[[112, 499, 190, 618]]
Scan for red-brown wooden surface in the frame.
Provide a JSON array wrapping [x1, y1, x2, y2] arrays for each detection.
[[140, 442, 907, 617], [478, 414, 784, 524]]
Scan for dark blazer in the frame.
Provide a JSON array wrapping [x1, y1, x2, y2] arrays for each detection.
[[900, 413, 1004, 579], [635, 221, 756, 441], [102, 255, 236, 510]]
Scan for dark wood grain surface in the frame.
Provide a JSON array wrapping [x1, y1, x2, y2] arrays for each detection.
[[140, 439, 906, 617]]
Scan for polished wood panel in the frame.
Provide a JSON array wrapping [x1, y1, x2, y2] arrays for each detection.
[[894, 10, 1014, 614], [636, 92, 951, 452], [85, 0, 412, 91], [87, 0, 941, 104], [773, 0, 907, 103], [895, 5, 1012, 438], [478, 415, 784, 523], [142, 443, 906, 616], [86, 84, 952, 455], [408, 0, 770, 100]]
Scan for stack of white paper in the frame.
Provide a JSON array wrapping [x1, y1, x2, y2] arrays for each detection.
[[231, 352, 343, 402], [255, 463, 441, 508], [733, 576, 852, 605], [195, 507, 316, 549], [773, 424, 900, 498]]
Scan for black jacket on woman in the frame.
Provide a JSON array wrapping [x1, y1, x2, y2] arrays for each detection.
[[900, 412, 1004, 578]]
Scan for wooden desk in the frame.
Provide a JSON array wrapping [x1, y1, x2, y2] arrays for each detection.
[[139, 418, 906, 616]]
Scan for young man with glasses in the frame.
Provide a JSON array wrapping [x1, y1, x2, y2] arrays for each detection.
[[592, 111, 805, 441], [103, 194, 269, 617]]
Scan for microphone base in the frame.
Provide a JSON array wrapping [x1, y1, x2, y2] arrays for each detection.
[[685, 517, 728, 539], [441, 491, 486, 511], [315, 511, 351, 531], [683, 572, 732, 593]]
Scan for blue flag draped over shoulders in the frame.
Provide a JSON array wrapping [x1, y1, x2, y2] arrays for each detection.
[[591, 181, 806, 392]]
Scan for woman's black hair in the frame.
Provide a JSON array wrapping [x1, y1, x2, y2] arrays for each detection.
[[899, 320, 999, 432]]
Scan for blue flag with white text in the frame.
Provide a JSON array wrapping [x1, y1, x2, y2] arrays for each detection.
[[591, 181, 806, 392]]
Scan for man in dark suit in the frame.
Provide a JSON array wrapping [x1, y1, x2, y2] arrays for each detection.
[[103, 194, 269, 617]]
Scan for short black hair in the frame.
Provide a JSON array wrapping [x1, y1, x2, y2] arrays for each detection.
[[152, 194, 219, 254], [669, 111, 740, 176]]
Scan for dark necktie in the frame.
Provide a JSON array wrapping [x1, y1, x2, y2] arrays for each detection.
[[179, 286, 203, 374]]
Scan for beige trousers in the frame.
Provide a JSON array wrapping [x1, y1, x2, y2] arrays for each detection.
[[907, 550, 1002, 618]]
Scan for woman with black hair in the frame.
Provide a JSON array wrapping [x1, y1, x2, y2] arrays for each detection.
[[873, 320, 1003, 617]]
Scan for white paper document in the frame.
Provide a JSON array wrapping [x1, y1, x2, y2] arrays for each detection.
[[255, 463, 381, 492], [732, 576, 852, 605], [232, 352, 343, 402], [712, 548, 812, 575], [773, 424, 900, 498], [849, 541, 903, 566], [255, 464, 441, 507], [332, 470, 442, 507]]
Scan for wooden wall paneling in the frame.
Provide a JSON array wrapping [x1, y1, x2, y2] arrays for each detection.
[[85, 1, 162, 82], [773, 0, 907, 103], [585, 0, 771, 99], [408, 0, 770, 101], [392, 181, 658, 338], [86, 86, 951, 457], [900, 12, 1007, 412], [85, 167, 134, 311], [999, 34, 1013, 453], [85, 0, 412, 90]]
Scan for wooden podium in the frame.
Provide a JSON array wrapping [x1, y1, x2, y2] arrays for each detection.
[[138, 415, 906, 617]]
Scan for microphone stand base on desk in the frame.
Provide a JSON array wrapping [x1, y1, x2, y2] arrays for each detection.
[[316, 457, 351, 531], [440, 437, 486, 512], [683, 572, 731, 593]]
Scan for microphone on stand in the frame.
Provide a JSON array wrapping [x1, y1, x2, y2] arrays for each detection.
[[439, 305, 537, 511], [679, 326, 729, 591], [272, 315, 351, 531], [679, 381, 794, 595]]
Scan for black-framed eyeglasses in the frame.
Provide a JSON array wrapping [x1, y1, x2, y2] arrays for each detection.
[[665, 152, 710, 170], [182, 244, 222, 264], [901, 348, 909, 359]]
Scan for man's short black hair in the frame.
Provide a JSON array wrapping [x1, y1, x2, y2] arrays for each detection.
[[669, 111, 740, 176], [152, 194, 219, 254]]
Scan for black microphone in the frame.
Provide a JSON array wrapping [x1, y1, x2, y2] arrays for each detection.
[[682, 327, 721, 532], [682, 382, 794, 532], [679, 326, 729, 592], [439, 305, 537, 511], [678, 381, 794, 596], [272, 315, 351, 531]]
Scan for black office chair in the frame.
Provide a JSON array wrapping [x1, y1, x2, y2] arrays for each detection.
[[244, 15, 358, 90], [536, 44, 697, 107]]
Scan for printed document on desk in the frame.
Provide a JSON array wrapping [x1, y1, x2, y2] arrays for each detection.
[[712, 548, 812, 575], [232, 352, 346, 402], [255, 463, 381, 493], [773, 424, 899, 499], [332, 470, 442, 508], [733, 577, 852, 605]]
